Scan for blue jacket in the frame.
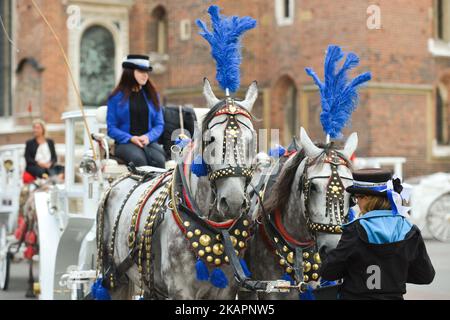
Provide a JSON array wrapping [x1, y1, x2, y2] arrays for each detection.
[[106, 90, 165, 144]]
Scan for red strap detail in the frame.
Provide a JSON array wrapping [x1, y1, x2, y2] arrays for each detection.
[[206, 219, 235, 229], [181, 144, 237, 229], [274, 208, 315, 247]]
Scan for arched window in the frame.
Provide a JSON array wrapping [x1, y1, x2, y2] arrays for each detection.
[[149, 6, 168, 54], [80, 25, 115, 107], [272, 76, 298, 145]]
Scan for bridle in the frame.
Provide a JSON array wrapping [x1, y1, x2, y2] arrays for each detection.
[[301, 149, 353, 235], [201, 97, 255, 188]]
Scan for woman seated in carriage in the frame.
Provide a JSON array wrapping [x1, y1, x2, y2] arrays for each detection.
[[107, 55, 166, 169], [24, 119, 64, 181]]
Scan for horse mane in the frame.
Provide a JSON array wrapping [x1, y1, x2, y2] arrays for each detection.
[[263, 142, 352, 215]]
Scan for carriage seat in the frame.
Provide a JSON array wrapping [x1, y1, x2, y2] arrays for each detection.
[[95, 106, 176, 172]]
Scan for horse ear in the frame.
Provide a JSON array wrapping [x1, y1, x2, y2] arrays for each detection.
[[340, 132, 358, 160], [240, 81, 258, 112], [203, 78, 220, 109], [300, 127, 322, 158]]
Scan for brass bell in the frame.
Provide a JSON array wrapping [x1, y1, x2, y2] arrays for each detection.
[[194, 229, 201, 236], [313, 264, 319, 271], [243, 220, 249, 227], [314, 253, 321, 264], [242, 231, 248, 238], [192, 242, 199, 249], [224, 256, 229, 263], [287, 252, 294, 264], [198, 250, 205, 257], [304, 275, 309, 282], [279, 259, 286, 266], [312, 273, 319, 280], [234, 229, 241, 236], [238, 241, 245, 248], [206, 256, 213, 263], [183, 221, 190, 227], [286, 266, 293, 274], [303, 262, 311, 273], [199, 234, 211, 247], [214, 258, 221, 266], [282, 246, 289, 253], [213, 243, 224, 256], [205, 246, 212, 253], [230, 236, 237, 247], [186, 231, 194, 239]]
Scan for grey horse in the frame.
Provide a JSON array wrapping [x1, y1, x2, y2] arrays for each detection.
[[242, 127, 357, 300], [97, 78, 259, 299]]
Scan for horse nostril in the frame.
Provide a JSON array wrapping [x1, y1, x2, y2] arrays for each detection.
[[319, 246, 329, 259], [219, 198, 229, 213]]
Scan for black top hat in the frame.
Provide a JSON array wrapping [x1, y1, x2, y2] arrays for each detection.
[[346, 168, 402, 197], [122, 54, 153, 71]]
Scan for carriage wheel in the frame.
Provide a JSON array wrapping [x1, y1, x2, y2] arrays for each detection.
[[427, 192, 450, 243], [0, 224, 11, 290]]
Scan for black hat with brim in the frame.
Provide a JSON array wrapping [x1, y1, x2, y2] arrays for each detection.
[[346, 168, 393, 197], [122, 54, 153, 72]]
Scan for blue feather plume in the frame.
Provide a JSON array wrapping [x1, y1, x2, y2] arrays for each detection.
[[305, 45, 372, 139], [196, 5, 257, 93]]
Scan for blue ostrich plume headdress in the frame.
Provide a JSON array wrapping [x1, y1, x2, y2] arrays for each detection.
[[305, 45, 372, 139], [196, 5, 257, 93]]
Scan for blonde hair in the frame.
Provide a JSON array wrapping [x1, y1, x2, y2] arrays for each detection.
[[359, 195, 391, 215], [32, 119, 47, 137]]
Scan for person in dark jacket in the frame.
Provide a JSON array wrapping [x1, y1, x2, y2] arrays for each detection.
[[107, 54, 166, 169], [25, 119, 64, 180], [321, 168, 435, 300]]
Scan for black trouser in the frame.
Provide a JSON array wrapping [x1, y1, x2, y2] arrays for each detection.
[[26, 164, 65, 178], [115, 142, 166, 169]]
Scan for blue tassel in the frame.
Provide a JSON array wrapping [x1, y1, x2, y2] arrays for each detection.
[[196, 258, 210, 281], [175, 138, 191, 149], [210, 268, 228, 289], [269, 145, 286, 158], [91, 278, 111, 300], [281, 273, 295, 285], [299, 285, 316, 300], [239, 258, 251, 277], [191, 154, 208, 177]]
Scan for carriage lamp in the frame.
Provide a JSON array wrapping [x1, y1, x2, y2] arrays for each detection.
[[3, 159, 14, 172], [79, 151, 98, 177]]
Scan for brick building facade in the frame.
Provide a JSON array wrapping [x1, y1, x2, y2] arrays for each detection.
[[0, 0, 449, 178]]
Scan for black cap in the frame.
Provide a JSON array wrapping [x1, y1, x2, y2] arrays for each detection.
[[122, 54, 153, 71], [346, 168, 394, 197]]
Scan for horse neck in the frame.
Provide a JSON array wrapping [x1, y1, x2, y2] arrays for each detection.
[[281, 158, 311, 242]]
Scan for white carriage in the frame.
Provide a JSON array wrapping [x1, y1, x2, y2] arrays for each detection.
[[0, 144, 25, 290], [354, 157, 450, 242], [28, 105, 207, 299]]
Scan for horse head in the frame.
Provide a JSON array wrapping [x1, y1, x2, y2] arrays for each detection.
[[196, 78, 258, 221], [298, 127, 357, 259]]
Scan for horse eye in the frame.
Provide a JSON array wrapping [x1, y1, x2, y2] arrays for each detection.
[[310, 183, 318, 192]]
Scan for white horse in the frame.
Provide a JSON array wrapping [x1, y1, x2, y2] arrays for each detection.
[[96, 78, 259, 299], [242, 128, 357, 299]]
